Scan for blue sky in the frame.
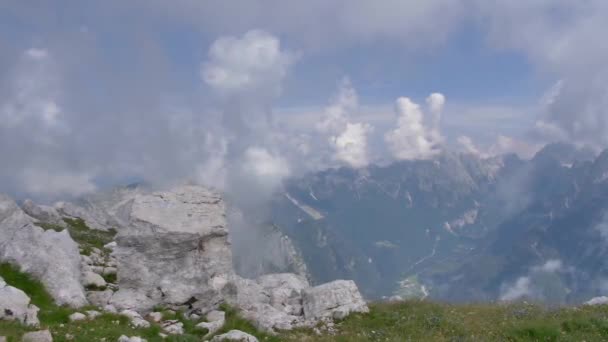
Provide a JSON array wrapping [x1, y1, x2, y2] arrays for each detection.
[[0, 1, 606, 199]]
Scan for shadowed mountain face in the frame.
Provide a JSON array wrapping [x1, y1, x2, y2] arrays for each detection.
[[268, 143, 607, 303]]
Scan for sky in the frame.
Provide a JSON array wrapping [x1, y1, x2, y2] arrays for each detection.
[[1, 1, 607, 200]]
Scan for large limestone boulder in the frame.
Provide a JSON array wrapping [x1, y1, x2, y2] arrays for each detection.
[[21, 199, 67, 229], [0, 276, 39, 326], [302, 280, 369, 320], [109, 186, 233, 312], [0, 195, 87, 307]]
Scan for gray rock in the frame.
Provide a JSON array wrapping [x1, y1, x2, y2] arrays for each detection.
[[228, 276, 304, 332], [302, 280, 369, 320], [69, 312, 86, 322], [0, 336, 6, 342], [120, 310, 150, 328], [54, 200, 118, 232], [86, 310, 101, 319], [211, 330, 259, 342], [0, 195, 87, 307], [110, 186, 233, 312], [87, 289, 114, 307], [82, 271, 107, 288], [195, 310, 226, 337], [21, 330, 53, 342], [147, 312, 163, 322], [161, 320, 184, 335], [117, 336, 146, 342], [21, 199, 67, 228], [0, 276, 39, 326], [257, 273, 309, 316]]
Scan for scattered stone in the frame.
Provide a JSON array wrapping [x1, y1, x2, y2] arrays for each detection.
[[147, 312, 163, 322], [104, 241, 117, 250], [161, 320, 184, 335], [120, 310, 150, 328], [117, 336, 146, 342], [196, 310, 226, 337], [69, 312, 87, 322], [103, 267, 118, 276], [86, 310, 102, 319], [82, 271, 107, 288], [65, 333, 74, 340], [0, 336, 6, 342], [21, 330, 53, 342], [0, 276, 40, 326], [103, 304, 118, 313], [211, 330, 259, 342]]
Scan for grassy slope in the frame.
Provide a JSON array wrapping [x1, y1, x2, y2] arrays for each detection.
[[284, 301, 608, 342], [4, 261, 608, 341], [5, 219, 608, 341]]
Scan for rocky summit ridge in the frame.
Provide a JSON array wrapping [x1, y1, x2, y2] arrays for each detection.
[[0, 185, 368, 340]]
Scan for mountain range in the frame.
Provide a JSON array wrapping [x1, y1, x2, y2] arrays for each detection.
[[265, 142, 607, 304]]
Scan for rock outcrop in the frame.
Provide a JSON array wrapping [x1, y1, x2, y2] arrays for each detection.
[[0, 195, 87, 307], [302, 280, 369, 320], [109, 186, 234, 312], [228, 273, 368, 332], [21, 200, 67, 229], [0, 276, 39, 326]]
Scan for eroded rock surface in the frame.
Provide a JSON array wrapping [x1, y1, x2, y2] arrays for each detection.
[[302, 280, 369, 320], [0, 195, 87, 307], [109, 186, 234, 312], [0, 276, 39, 326]]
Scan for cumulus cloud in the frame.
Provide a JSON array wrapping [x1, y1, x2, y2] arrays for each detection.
[[21, 168, 96, 197], [202, 30, 294, 99], [500, 259, 567, 302], [1, 49, 64, 130], [330, 122, 372, 168], [475, 1, 608, 150], [242, 146, 290, 182], [316, 77, 358, 134], [385, 94, 445, 160]]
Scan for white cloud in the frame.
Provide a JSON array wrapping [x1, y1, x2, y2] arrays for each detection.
[[21, 168, 96, 197], [202, 30, 294, 99], [457, 136, 482, 156], [385, 94, 445, 160], [533, 259, 564, 273], [242, 146, 290, 181], [500, 276, 532, 302], [1, 48, 64, 130], [25, 48, 49, 60], [330, 122, 372, 168], [316, 77, 358, 134]]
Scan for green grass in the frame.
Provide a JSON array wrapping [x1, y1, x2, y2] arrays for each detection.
[[62, 218, 117, 251], [6, 261, 608, 341], [282, 301, 608, 342], [0, 263, 224, 341]]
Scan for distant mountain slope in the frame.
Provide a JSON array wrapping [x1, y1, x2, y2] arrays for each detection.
[[269, 143, 601, 301]]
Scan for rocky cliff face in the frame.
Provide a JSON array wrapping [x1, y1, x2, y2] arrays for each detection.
[[1, 184, 368, 334], [109, 185, 234, 312], [0, 195, 87, 307]]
